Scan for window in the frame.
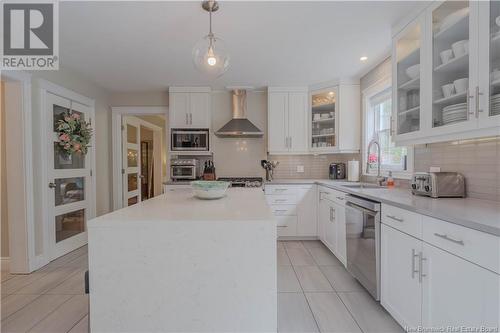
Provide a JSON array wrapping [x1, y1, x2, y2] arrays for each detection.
[[363, 79, 412, 178]]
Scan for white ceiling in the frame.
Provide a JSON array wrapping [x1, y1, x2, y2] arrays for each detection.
[[59, 1, 420, 92]]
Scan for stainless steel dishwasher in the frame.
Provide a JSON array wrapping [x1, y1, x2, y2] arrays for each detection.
[[345, 194, 381, 300]]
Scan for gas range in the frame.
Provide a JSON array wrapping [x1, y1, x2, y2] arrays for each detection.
[[217, 177, 263, 188]]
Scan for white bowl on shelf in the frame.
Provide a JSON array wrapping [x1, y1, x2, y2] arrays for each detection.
[[441, 83, 455, 98], [453, 78, 468, 94], [440, 49, 453, 65], [452, 40, 468, 58], [405, 64, 420, 80]]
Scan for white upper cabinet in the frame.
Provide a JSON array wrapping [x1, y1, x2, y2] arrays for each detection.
[[392, 13, 425, 142], [268, 87, 309, 154], [393, 0, 500, 145], [169, 87, 211, 129], [310, 84, 360, 153]]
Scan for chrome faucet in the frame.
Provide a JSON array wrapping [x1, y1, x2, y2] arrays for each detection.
[[366, 138, 386, 186]]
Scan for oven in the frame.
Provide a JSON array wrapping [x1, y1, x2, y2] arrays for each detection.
[[171, 129, 209, 151], [171, 159, 198, 180]]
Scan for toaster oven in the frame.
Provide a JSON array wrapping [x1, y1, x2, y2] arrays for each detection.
[[411, 172, 465, 198]]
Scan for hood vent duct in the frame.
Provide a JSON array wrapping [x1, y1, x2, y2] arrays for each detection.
[[215, 89, 264, 137]]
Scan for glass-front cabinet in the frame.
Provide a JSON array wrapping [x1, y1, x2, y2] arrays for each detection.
[[430, 0, 475, 134], [477, 0, 500, 128], [310, 87, 337, 152], [393, 15, 424, 139]]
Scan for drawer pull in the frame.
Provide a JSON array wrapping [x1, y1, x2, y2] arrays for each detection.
[[386, 215, 404, 222], [433, 233, 464, 246], [274, 210, 288, 213], [274, 189, 287, 192], [277, 226, 288, 228], [336, 196, 345, 201], [419, 253, 426, 282], [411, 249, 419, 279], [274, 199, 288, 203]]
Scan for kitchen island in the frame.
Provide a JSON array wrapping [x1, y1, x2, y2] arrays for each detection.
[[87, 188, 277, 332]]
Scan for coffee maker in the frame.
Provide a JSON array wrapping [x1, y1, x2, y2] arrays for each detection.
[[329, 163, 346, 180]]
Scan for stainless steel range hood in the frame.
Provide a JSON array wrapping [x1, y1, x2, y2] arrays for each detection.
[[215, 89, 264, 137]]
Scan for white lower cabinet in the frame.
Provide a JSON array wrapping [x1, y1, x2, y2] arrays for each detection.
[[421, 242, 499, 329], [318, 186, 347, 266], [265, 184, 317, 238], [381, 220, 500, 330], [381, 224, 422, 329]]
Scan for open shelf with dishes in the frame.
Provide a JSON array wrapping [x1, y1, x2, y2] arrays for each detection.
[[431, 1, 471, 128]]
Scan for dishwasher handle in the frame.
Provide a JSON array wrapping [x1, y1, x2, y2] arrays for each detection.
[[346, 201, 378, 216]]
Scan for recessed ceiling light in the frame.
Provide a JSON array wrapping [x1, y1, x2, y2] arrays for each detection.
[[360, 56, 368, 62]]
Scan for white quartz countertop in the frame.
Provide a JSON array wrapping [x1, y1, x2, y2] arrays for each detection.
[[88, 188, 274, 227], [267, 179, 500, 236]]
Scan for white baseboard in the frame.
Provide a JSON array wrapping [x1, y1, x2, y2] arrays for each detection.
[[1, 257, 10, 272], [31, 254, 49, 272]]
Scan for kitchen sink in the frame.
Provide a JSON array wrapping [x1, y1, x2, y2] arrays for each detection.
[[342, 184, 385, 189]]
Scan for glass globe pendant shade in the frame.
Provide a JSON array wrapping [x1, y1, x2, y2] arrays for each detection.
[[192, 33, 230, 77]]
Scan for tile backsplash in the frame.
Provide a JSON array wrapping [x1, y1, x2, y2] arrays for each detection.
[[268, 154, 360, 179], [414, 136, 500, 201]]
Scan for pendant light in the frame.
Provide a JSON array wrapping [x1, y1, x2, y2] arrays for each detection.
[[192, 0, 230, 77]]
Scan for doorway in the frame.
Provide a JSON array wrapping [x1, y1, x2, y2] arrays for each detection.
[[0, 72, 35, 274], [121, 116, 164, 207]]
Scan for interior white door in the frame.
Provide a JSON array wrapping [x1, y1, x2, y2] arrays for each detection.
[[122, 116, 142, 206], [46, 92, 94, 260]]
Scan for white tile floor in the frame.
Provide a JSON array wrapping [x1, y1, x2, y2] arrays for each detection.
[[277, 240, 403, 333], [0, 241, 403, 333]]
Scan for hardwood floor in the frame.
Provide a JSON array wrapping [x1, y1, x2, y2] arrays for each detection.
[[1, 246, 89, 333], [1, 241, 402, 333]]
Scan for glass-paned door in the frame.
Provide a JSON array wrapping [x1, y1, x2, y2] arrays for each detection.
[[431, 1, 475, 132], [122, 117, 142, 206], [394, 19, 422, 136], [46, 92, 94, 260], [310, 88, 337, 152]]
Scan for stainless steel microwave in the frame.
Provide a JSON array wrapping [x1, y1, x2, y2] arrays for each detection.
[[171, 129, 209, 151]]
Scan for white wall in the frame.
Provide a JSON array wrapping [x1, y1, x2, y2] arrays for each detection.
[[29, 67, 112, 255]]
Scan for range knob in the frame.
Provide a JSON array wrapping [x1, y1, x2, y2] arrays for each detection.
[[411, 183, 417, 190], [424, 185, 430, 192]]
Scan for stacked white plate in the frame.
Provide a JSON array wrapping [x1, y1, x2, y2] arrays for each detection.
[[442, 102, 467, 125], [491, 93, 500, 116]]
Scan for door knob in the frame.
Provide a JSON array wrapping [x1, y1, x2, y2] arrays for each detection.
[[48, 182, 56, 189]]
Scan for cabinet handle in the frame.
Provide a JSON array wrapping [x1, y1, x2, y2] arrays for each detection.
[[467, 88, 474, 117], [433, 233, 464, 246], [475, 86, 483, 117], [185, 114, 189, 125], [390, 116, 394, 136], [419, 252, 426, 283], [277, 226, 288, 228], [289, 137, 292, 149], [274, 188, 287, 192], [336, 196, 344, 201], [386, 215, 404, 222], [274, 210, 288, 213], [48, 182, 56, 189], [274, 199, 288, 203], [411, 249, 419, 279], [189, 113, 193, 125]]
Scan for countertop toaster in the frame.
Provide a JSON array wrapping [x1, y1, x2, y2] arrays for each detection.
[[411, 172, 465, 198]]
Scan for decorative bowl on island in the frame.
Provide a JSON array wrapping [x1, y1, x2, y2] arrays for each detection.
[[191, 181, 230, 200]]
